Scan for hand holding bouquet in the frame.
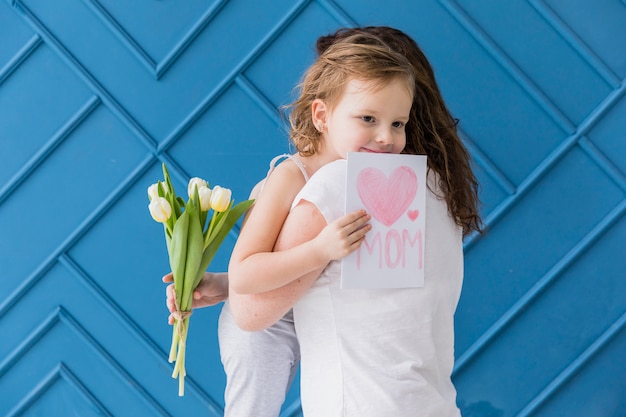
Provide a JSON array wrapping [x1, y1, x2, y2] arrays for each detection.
[[148, 163, 253, 396]]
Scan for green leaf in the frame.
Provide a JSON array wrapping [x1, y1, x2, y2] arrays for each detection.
[[162, 163, 183, 218], [180, 202, 204, 312], [169, 209, 189, 308], [196, 199, 254, 288]]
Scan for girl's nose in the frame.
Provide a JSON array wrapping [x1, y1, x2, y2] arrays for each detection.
[[376, 128, 393, 145]]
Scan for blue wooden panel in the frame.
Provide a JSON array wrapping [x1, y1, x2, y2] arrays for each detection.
[[545, 0, 626, 79], [0, 44, 92, 187], [456, 0, 612, 125], [588, 95, 626, 174], [1, 0, 624, 416]]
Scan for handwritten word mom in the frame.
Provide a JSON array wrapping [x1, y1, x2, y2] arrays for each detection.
[[356, 228, 423, 270]]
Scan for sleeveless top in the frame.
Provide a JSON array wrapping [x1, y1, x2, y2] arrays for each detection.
[[259, 154, 309, 194], [291, 159, 463, 417]]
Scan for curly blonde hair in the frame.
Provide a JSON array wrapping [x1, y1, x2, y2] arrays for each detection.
[[286, 32, 415, 157], [316, 27, 484, 236]]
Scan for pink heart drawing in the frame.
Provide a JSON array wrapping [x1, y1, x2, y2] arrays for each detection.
[[408, 209, 419, 221], [357, 166, 417, 226]]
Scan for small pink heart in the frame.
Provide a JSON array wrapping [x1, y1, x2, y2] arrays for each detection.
[[408, 210, 419, 221], [357, 166, 417, 226]]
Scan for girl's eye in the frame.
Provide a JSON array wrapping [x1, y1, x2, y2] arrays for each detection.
[[392, 121, 405, 128], [361, 116, 375, 123]]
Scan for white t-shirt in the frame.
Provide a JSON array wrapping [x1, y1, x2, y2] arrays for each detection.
[[292, 159, 463, 417]]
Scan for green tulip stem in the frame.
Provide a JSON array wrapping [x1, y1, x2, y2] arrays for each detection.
[[173, 317, 189, 396], [206, 210, 218, 241], [168, 323, 178, 363]]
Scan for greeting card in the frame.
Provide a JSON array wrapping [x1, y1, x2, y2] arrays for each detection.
[[341, 152, 427, 289]]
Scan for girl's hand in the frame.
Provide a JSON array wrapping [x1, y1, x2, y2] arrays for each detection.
[[162, 272, 229, 324], [314, 210, 371, 262]]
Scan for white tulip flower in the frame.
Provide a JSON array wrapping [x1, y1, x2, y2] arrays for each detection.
[[148, 182, 166, 201], [188, 177, 208, 199], [149, 197, 172, 223], [197, 186, 212, 211], [210, 186, 232, 212]]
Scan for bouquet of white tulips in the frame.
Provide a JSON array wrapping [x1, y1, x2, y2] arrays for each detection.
[[148, 163, 253, 396]]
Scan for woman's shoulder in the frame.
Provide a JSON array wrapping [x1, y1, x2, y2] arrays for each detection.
[[309, 159, 347, 181], [293, 160, 346, 218]]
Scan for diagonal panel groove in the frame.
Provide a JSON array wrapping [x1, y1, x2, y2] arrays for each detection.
[[58, 308, 173, 416], [0, 95, 101, 206], [81, 0, 157, 75], [57, 253, 225, 412], [482, 79, 625, 230], [0, 306, 171, 416], [515, 311, 626, 417], [0, 33, 41, 86], [0, 154, 155, 320], [454, 199, 626, 375], [1, 307, 173, 415], [437, 0, 577, 134], [11, 0, 159, 151], [80, 0, 230, 79], [315, 0, 358, 26], [578, 136, 626, 193], [459, 129, 516, 197], [155, 0, 229, 79], [158, 0, 311, 154], [58, 364, 113, 417], [7, 363, 114, 417], [0, 306, 58, 379], [7, 364, 59, 417], [235, 74, 284, 128], [7, 364, 62, 417], [529, 0, 621, 87], [458, 128, 516, 250], [58, 254, 166, 360]]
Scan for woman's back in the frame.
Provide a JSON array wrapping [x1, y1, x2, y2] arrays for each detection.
[[292, 160, 463, 417]]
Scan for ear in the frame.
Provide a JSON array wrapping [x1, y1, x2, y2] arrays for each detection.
[[311, 99, 327, 130]]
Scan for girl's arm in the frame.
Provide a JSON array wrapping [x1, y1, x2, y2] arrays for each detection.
[[228, 163, 369, 294], [228, 198, 363, 331]]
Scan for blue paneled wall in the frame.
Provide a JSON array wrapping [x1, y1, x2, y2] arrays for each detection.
[[1, 1, 624, 416]]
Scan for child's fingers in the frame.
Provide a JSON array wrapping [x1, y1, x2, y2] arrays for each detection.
[[345, 224, 371, 249], [351, 223, 371, 241], [162, 272, 173, 283], [336, 209, 369, 227], [349, 213, 371, 232]]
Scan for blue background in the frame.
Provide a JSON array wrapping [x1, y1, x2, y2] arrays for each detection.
[[1, 0, 624, 416]]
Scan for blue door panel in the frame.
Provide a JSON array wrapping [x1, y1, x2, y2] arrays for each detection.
[[1, 0, 624, 416]]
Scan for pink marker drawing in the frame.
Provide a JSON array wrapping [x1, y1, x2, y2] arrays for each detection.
[[343, 153, 427, 289], [356, 166, 417, 226]]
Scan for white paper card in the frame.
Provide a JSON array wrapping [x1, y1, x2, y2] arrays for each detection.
[[341, 152, 427, 289]]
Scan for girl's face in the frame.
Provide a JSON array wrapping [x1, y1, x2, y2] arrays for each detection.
[[314, 77, 412, 160]]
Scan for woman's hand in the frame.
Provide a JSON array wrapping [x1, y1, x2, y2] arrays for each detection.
[[163, 272, 229, 324]]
